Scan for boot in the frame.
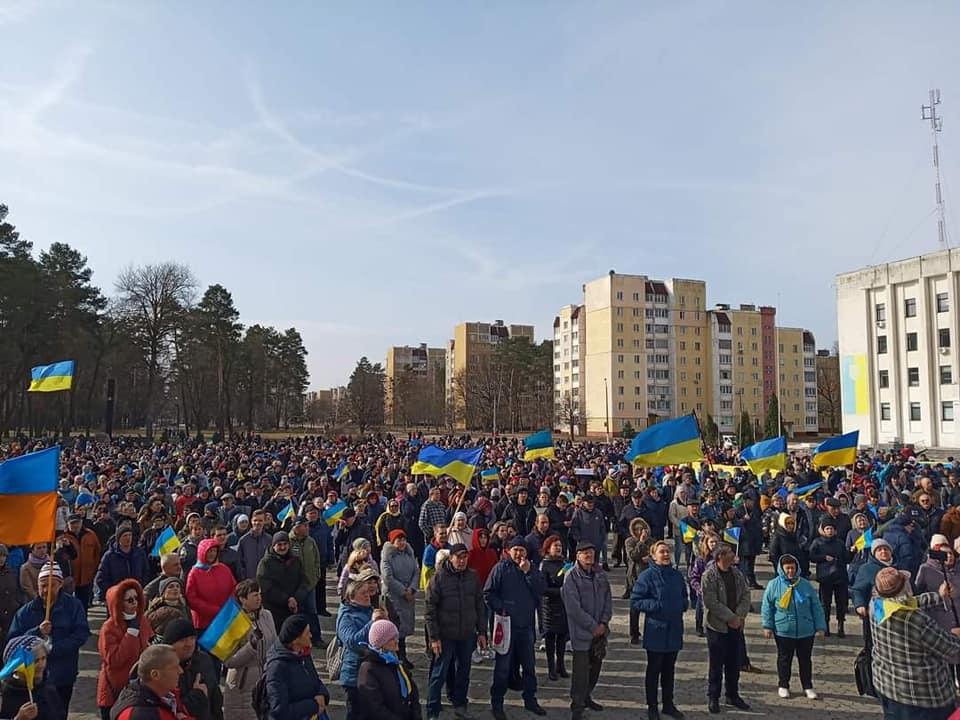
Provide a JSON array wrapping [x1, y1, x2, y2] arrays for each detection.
[[546, 638, 558, 681], [837, 619, 845, 639], [823, 620, 831, 638], [557, 647, 569, 678]]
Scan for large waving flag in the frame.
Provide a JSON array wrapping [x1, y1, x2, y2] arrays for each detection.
[[198, 597, 254, 661], [813, 430, 859, 469], [0, 447, 59, 544], [739, 436, 787, 475], [151, 526, 181, 557], [625, 414, 703, 467], [28, 360, 75, 393], [523, 430, 555, 461], [410, 445, 483, 486]]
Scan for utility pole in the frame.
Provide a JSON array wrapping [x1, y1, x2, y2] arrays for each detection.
[[922, 89, 948, 249]]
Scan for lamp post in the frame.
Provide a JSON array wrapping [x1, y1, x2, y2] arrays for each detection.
[[604, 377, 610, 442]]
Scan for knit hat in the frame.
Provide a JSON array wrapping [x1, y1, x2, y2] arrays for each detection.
[[931, 533, 950, 550], [163, 618, 197, 645], [875, 567, 910, 598], [3, 635, 45, 666], [871, 538, 892, 555], [507, 537, 527, 549], [368, 619, 399, 650], [38, 563, 63, 582], [271, 531, 289, 546], [353, 538, 371, 551], [159, 576, 183, 594], [387, 529, 406, 543], [278, 614, 310, 645]]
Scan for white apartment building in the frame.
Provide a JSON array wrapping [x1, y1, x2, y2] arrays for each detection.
[[553, 304, 586, 435]]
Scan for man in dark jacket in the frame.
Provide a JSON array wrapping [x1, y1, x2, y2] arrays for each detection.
[[484, 538, 547, 720], [94, 526, 148, 602], [502, 488, 537, 538], [424, 544, 488, 720], [163, 619, 223, 720], [236, 509, 272, 580], [524, 514, 552, 568], [334, 508, 373, 572], [808, 518, 851, 638], [640, 488, 668, 542], [110, 644, 183, 720], [736, 495, 763, 589], [256, 532, 309, 632], [570, 496, 606, 565]]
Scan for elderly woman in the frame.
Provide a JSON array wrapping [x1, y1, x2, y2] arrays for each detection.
[[97, 578, 153, 719], [447, 512, 473, 550], [338, 578, 388, 720], [0, 635, 65, 720], [146, 576, 190, 638], [263, 615, 329, 720], [915, 534, 960, 634], [625, 517, 651, 640], [381, 529, 419, 669], [224, 580, 278, 720], [338, 539, 380, 597]]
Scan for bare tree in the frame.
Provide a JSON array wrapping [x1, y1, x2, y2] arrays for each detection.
[[556, 391, 584, 441], [817, 354, 842, 434], [115, 263, 197, 438]]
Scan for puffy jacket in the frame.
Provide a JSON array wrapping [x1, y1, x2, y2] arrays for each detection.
[[570, 507, 606, 550], [630, 562, 688, 653], [852, 555, 890, 611], [357, 646, 422, 720], [98, 579, 154, 709], [424, 559, 486, 641], [110, 679, 177, 720], [483, 558, 546, 629], [336, 601, 374, 687], [768, 526, 807, 575], [0, 677, 65, 720], [883, 518, 923, 578], [760, 556, 826, 639], [95, 535, 148, 601], [7, 591, 90, 688], [808, 534, 850, 584], [185, 538, 237, 630], [257, 549, 309, 631], [539, 556, 568, 635], [263, 639, 330, 720], [640, 496, 668, 539], [561, 563, 613, 652], [62, 527, 102, 588]]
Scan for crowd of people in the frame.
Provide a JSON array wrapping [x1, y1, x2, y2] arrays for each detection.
[[0, 432, 957, 720]]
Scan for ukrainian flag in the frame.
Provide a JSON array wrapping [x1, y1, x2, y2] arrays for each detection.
[[558, 561, 574, 577], [323, 499, 348, 527], [0, 645, 35, 687], [872, 596, 918, 624], [28, 360, 75, 393], [626, 414, 703, 467], [151, 526, 181, 557], [739, 437, 787, 475], [812, 430, 859, 469], [0, 447, 59, 544], [722, 526, 742, 545], [852, 527, 873, 552], [410, 446, 483, 487], [480, 468, 501, 484], [678, 520, 698, 544], [277, 501, 294, 524], [523, 430, 555, 461], [198, 597, 253, 661], [335, 461, 350, 482], [794, 480, 822, 500]]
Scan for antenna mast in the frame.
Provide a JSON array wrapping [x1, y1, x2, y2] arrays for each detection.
[[922, 89, 948, 249]]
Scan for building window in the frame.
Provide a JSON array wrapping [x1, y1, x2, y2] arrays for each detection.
[[616, 291, 623, 300], [905, 298, 917, 317], [880, 403, 891, 421], [910, 402, 922, 421], [617, 354, 624, 363], [875, 303, 886, 322], [906, 332, 918, 351], [877, 335, 887, 354], [941, 365, 953, 385], [944, 402, 955, 421], [618, 386, 624, 395], [908, 367, 920, 386], [879, 370, 889, 388], [632, 292, 639, 301], [937, 293, 949, 313], [940, 328, 951, 348]]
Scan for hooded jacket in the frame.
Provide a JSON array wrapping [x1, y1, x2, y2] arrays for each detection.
[[466, 528, 498, 585], [98, 578, 154, 708], [883, 516, 924, 578], [336, 601, 374, 687], [852, 553, 893, 610], [768, 515, 807, 573], [263, 637, 330, 720], [760, 555, 826, 639], [625, 518, 651, 588], [95, 531, 149, 601], [185, 538, 236, 630]]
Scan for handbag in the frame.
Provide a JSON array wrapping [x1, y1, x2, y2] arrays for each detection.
[[853, 646, 875, 697], [325, 634, 344, 681], [492, 613, 511, 655]]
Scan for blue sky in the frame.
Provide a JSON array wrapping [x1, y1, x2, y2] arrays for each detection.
[[2, 1, 959, 389]]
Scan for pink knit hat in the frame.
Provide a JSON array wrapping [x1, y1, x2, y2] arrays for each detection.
[[368, 619, 399, 650]]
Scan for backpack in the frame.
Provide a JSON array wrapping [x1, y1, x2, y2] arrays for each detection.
[[853, 646, 875, 697]]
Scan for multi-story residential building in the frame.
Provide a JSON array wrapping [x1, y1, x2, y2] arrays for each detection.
[[553, 304, 586, 435], [384, 343, 447, 425], [777, 327, 819, 435], [837, 249, 959, 448], [816, 349, 842, 434]]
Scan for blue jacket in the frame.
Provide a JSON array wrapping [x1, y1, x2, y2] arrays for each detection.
[[882, 519, 923, 579], [483, 558, 546, 629], [263, 639, 330, 720], [760, 557, 826, 639], [94, 541, 148, 601], [630, 563, 688, 652], [336, 601, 374, 688], [852, 555, 889, 610], [8, 592, 90, 687]]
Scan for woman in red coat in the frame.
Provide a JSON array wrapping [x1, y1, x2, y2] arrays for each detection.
[[97, 578, 154, 719], [185, 537, 236, 632]]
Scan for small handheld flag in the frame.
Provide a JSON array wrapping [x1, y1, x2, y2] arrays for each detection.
[[28, 360, 75, 393], [679, 520, 697, 544], [558, 561, 575, 577], [335, 461, 350, 482], [322, 500, 348, 527], [523, 430, 555, 461], [480, 468, 501, 483], [277, 501, 294, 524], [852, 527, 873, 552], [722, 526, 742, 545], [0, 645, 35, 687], [199, 597, 254, 661], [151, 526, 181, 557]]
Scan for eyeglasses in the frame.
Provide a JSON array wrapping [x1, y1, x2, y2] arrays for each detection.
[[123, 596, 138, 604]]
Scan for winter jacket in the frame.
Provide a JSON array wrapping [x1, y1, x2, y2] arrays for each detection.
[[62, 526, 103, 588], [257, 549, 309, 631], [335, 519, 374, 571], [736, 506, 764, 557], [570, 507, 606, 551], [381, 540, 418, 637], [483, 558, 546, 630], [0, 565, 19, 646], [236, 530, 272, 580], [760, 557, 826, 639], [336, 601, 375, 687], [540, 556, 569, 635], [688, 555, 709, 598], [357, 646, 423, 720], [700, 562, 751, 634], [109, 679, 177, 720], [176, 648, 224, 720], [561, 563, 613, 652], [852, 555, 892, 611], [95, 535, 148, 601], [640, 496, 668, 539], [224, 607, 277, 720], [624, 518, 650, 589], [145, 598, 191, 639], [8, 591, 90, 688], [98, 579, 154, 709], [630, 562, 688, 653], [424, 559, 486, 642], [374, 510, 407, 549], [466, 529, 498, 586], [0, 677, 65, 720], [502, 500, 537, 537], [186, 539, 237, 630], [523, 530, 550, 568], [808, 535, 850, 584], [768, 527, 808, 575], [290, 533, 321, 591], [263, 639, 329, 720], [883, 518, 924, 578], [914, 558, 960, 632]]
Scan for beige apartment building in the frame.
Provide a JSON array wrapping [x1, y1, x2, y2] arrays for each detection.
[[777, 328, 819, 435], [384, 343, 446, 425]]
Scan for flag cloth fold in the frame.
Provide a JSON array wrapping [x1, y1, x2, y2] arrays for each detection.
[[277, 501, 294, 524], [813, 430, 859, 468], [480, 468, 501, 484], [794, 480, 823, 500], [522, 430, 555, 461], [334, 461, 350, 482], [872, 596, 918, 624], [410, 446, 483, 486], [0, 645, 35, 687], [28, 360, 75, 393], [151, 526, 181, 557], [852, 527, 874, 552], [0, 447, 59, 544], [739, 436, 787, 475], [198, 597, 253, 661], [323, 500, 348, 527], [625, 415, 703, 467], [678, 520, 697, 544], [722, 526, 742, 545]]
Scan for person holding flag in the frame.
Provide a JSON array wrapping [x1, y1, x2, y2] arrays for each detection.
[[0, 635, 60, 720]]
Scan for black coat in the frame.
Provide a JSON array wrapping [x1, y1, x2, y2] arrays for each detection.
[[809, 535, 850, 585], [539, 557, 568, 635], [263, 640, 330, 720], [769, 527, 808, 575], [178, 649, 223, 720], [256, 550, 309, 631], [1, 678, 65, 720], [356, 649, 422, 720], [424, 560, 486, 642]]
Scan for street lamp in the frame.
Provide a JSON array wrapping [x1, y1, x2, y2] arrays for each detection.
[[604, 377, 610, 442]]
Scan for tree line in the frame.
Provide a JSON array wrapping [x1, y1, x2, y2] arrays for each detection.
[[0, 203, 309, 438]]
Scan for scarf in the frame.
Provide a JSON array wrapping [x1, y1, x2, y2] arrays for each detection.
[[373, 648, 411, 699], [777, 577, 805, 609], [27, 553, 48, 568]]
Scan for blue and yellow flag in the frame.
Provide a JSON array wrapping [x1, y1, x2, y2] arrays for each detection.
[[0, 645, 35, 687], [722, 526, 742, 545], [739, 437, 786, 475], [199, 597, 254, 661], [557, 561, 575, 577], [334, 461, 350, 482], [872, 596, 918, 624], [151, 526, 181, 557], [277, 501, 294, 524], [323, 499, 348, 527], [794, 480, 822, 500], [813, 430, 859, 469], [410, 446, 483, 487], [480, 468, 501, 484], [625, 414, 703, 467], [679, 519, 698, 544], [852, 527, 873, 552], [28, 360, 75, 393], [0, 447, 59, 545], [523, 430, 555, 461]]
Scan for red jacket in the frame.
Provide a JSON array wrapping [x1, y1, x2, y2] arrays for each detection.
[[97, 578, 154, 708], [185, 538, 236, 630], [467, 528, 498, 585]]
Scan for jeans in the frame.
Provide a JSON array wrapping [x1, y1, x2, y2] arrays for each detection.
[[819, 580, 849, 621], [880, 695, 955, 720], [427, 635, 475, 714], [570, 649, 603, 713], [645, 651, 678, 709], [491, 625, 537, 708], [706, 628, 742, 701], [303, 584, 322, 641], [774, 634, 814, 690]]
